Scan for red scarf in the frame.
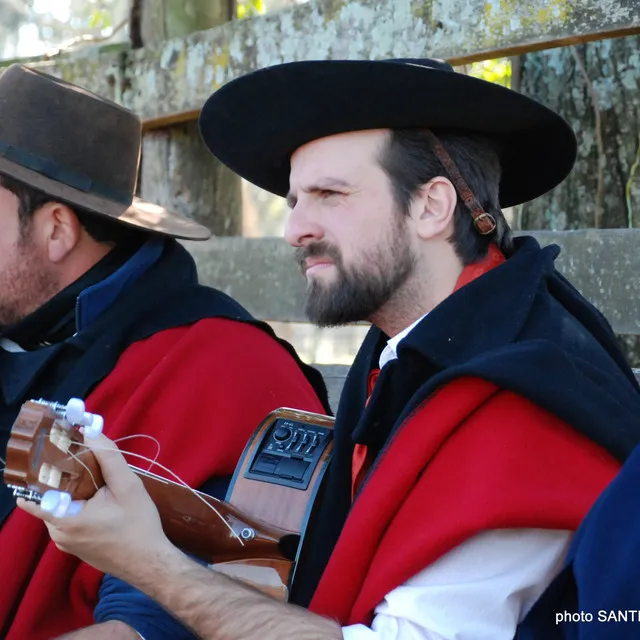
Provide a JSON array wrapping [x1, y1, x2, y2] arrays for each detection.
[[453, 243, 506, 292], [351, 244, 507, 499]]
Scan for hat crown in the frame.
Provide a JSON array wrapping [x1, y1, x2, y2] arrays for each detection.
[[0, 64, 141, 201], [199, 57, 577, 208]]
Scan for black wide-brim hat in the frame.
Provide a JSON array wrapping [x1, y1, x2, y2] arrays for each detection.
[[199, 58, 577, 208], [0, 64, 210, 240]]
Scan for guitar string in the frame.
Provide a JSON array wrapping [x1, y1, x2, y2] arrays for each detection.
[[67, 439, 244, 545], [60, 442, 101, 490], [2, 427, 243, 546], [36, 434, 161, 493], [0, 438, 243, 545], [112, 434, 161, 471]]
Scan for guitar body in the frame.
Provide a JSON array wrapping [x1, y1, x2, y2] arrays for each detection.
[[4, 400, 334, 601], [222, 408, 334, 598]]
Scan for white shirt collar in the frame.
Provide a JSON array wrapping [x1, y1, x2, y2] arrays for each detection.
[[378, 313, 428, 369], [0, 337, 25, 353]]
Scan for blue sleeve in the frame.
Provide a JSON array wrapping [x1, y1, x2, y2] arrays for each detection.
[[95, 575, 198, 639], [94, 476, 231, 639]]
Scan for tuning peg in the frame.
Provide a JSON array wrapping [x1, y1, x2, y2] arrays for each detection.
[[40, 490, 83, 517], [63, 398, 104, 438], [64, 398, 86, 424], [83, 413, 104, 439]]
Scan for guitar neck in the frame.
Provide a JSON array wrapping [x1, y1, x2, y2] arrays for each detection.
[[5, 403, 334, 603], [130, 466, 295, 564]]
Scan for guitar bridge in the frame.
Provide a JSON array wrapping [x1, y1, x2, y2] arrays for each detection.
[[8, 485, 43, 504]]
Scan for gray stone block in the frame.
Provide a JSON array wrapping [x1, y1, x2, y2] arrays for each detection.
[[183, 229, 640, 334]]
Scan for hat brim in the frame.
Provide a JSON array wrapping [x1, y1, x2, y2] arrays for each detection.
[[199, 60, 577, 208], [0, 155, 211, 240]]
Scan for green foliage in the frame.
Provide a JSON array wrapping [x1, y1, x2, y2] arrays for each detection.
[[87, 8, 112, 30], [0, 0, 127, 60], [468, 58, 512, 88], [237, 0, 265, 19]]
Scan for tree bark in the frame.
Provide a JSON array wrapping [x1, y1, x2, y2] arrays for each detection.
[[137, 0, 241, 235], [519, 36, 640, 232], [519, 36, 640, 366], [140, 0, 234, 42]]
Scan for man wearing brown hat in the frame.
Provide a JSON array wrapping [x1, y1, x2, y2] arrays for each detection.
[[0, 64, 329, 639], [19, 59, 640, 639]]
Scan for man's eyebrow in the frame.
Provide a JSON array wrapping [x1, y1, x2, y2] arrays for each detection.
[[286, 178, 352, 207], [310, 177, 351, 190]]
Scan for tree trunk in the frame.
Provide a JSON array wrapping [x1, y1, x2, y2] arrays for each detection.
[[137, 0, 242, 236], [139, 0, 234, 43], [519, 36, 640, 366], [518, 36, 640, 232]]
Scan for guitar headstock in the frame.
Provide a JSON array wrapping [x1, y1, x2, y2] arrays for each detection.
[[4, 399, 105, 504]]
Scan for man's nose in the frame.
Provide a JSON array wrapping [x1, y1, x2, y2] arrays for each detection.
[[284, 203, 325, 247]]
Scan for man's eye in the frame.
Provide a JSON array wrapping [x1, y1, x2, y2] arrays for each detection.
[[319, 190, 340, 199]]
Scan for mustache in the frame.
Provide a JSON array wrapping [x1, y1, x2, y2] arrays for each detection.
[[294, 242, 342, 271]]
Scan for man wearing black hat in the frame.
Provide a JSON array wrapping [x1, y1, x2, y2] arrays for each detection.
[[19, 59, 640, 639], [0, 64, 329, 640]]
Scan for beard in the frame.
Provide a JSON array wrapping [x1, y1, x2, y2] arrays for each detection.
[[295, 218, 416, 327], [0, 231, 59, 331]]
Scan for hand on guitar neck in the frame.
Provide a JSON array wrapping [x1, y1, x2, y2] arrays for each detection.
[[7, 399, 335, 602], [15, 426, 343, 640], [18, 428, 178, 582]]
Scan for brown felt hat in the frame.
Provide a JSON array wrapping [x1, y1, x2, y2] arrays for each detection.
[[0, 64, 211, 240]]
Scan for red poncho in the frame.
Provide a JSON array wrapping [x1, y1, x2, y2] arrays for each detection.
[[0, 318, 325, 639]]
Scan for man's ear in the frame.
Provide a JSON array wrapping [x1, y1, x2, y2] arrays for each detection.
[[412, 177, 458, 240], [33, 202, 83, 264]]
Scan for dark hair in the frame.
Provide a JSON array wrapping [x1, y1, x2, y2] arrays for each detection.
[[0, 173, 148, 246], [378, 128, 513, 265]]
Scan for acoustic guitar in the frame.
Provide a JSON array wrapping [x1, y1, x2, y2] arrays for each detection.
[[3, 399, 334, 601]]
